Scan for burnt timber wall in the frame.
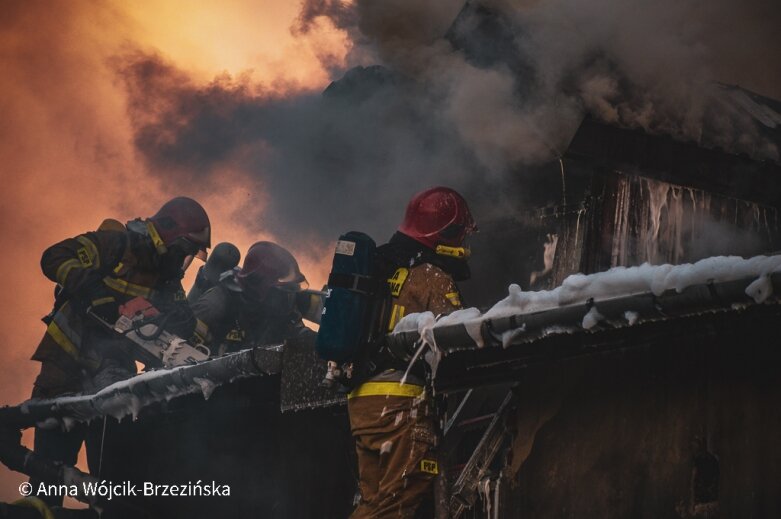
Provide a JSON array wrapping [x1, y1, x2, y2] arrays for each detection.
[[485, 291, 781, 518], [453, 118, 781, 517], [551, 118, 781, 286], [65, 346, 357, 519]]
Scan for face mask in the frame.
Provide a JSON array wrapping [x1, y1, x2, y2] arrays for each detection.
[[157, 247, 189, 279], [256, 286, 298, 316]]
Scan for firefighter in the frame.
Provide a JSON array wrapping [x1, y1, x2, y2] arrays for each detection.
[[187, 242, 241, 303], [348, 186, 477, 519], [29, 196, 210, 506], [191, 241, 313, 355]]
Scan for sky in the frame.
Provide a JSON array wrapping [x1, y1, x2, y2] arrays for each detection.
[[1, 0, 779, 505]]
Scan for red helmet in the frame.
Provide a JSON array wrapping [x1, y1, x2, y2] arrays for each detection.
[[148, 197, 211, 258], [398, 186, 477, 250], [236, 242, 307, 299]]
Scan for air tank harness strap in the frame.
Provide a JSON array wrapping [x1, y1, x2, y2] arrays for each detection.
[[327, 272, 380, 295]]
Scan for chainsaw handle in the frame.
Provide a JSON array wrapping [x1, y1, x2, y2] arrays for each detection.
[[133, 315, 168, 341]]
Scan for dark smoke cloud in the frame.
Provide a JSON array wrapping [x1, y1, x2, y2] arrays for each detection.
[[115, 51, 507, 252], [119, 0, 781, 252], [299, 0, 780, 154]]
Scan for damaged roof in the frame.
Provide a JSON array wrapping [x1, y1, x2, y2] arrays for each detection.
[[710, 83, 781, 159], [386, 256, 781, 393]]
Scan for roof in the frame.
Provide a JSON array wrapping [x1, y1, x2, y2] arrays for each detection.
[[565, 116, 781, 208], [708, 83, 781, 162], [386, 256, 781, 392]]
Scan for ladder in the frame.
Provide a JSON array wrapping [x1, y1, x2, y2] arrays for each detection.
[[440, 384, 518, 518]]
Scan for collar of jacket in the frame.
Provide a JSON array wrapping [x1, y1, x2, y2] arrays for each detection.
[[381, 232, 471, 281]]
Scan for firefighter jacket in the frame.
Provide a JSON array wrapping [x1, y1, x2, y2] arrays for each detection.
[[380, 231, 465, 330], [32, 227, 193, 377], [191, 282, 312, 355], [186, 265, 213, 304], [385, 263, 462, 331], [359, 232, 465, 388]]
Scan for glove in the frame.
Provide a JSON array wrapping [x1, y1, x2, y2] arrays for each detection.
[[154, 303, 196, 338], [78, 275, 119, 323]]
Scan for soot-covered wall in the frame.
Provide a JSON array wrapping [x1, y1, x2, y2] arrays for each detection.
[[497, 304, 781, 518]]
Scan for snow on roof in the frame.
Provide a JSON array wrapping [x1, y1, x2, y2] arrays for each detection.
[[393, 254, 781, 349], [6, 346, 279, 428]]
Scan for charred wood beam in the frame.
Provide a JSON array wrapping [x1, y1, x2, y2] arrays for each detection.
[[387, 273, 781, 392], [0, 345, 282, 430], [389, 273, 781, 353], [434, 303, 781, 393]]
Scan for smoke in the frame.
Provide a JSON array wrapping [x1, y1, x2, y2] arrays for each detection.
[[505, 0, 781, 156], [1, 0, 779, 505], [303, 0, 780, 152], [117, 0, 779, 256], [115, 51, 493, 251]]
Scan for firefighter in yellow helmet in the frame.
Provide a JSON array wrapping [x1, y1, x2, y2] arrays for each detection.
[[28, 197, 210, 506], [348, 187, 477, 519]]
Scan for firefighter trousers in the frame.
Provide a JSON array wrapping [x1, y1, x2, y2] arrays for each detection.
[[348, 389, 439, 519]]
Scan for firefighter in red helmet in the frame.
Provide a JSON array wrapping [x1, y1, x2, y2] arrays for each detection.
[[28, 197, 209, 506], [191, 241, 314, 355], [146, 196, 211, 276], [398, 185, 477, 254], [348, 186, 477, 519]]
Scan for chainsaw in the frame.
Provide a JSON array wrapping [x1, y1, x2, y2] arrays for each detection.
[[90, 296, 210, 368]]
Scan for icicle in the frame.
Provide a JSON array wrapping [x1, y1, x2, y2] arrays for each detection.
[[644, 178, 670, 264], [666, 186, 683, 263], [763, 208, 771, 242], [559, 158, 567, 206], [582, 306, 605, 329], [624, 311, 640, 326], [688, 188, 699, 259], [486, 478, 492, 518], [573, 207, 585, 253], [193, 377, 217, 400], [745, 274, 773, 303], [479, 478, 492, 518], [611, 176, 632, 266], [501, 326, 526, 348], [61, 416, 77, 432], [493, 476, 501, 519]]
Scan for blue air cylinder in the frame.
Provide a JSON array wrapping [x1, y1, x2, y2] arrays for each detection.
[[316, 232, 378, 362]]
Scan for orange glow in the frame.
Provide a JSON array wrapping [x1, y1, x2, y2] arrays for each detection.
[[0, 0, 345, 502], [123, 0, 350, 92]]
